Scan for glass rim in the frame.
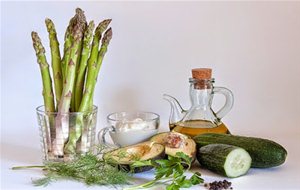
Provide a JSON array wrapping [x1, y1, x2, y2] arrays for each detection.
[[189, 78, 215, 83], [36, 105, 98, 115], [107, 111, 160, 122]]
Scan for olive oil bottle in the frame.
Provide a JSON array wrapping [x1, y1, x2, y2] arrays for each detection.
[[164, 68, 234, 137]]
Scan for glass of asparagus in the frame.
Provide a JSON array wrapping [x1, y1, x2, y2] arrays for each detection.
[[32, 8, 112, 162]]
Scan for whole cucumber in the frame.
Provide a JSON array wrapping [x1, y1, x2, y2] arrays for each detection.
[[194, 133, 287, 168]]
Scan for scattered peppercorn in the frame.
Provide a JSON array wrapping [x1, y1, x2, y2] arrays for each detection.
[[204, 180, 233, 190]]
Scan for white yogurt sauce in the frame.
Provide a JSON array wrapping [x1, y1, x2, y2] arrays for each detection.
[[115, 118, 156, 132], [110, 118, 158, 147]]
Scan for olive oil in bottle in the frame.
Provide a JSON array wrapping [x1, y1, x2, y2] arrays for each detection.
[[164, 68, 234, 138], [172, 120, 230, 137]]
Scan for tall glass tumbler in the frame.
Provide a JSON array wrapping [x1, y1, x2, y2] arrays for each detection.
[[36, 105, 97, 162]]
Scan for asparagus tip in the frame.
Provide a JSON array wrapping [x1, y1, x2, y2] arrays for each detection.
[[87, 20, 95, 33], [45, 18, 51, 23], [89, 20, 95, 25], [95, 19, 112, 35], [31, 31, 46, 54], [83, 21, 95, 46], [75, 7, 84, 15], [45, 18, 56, 33], [70, 7, 87, 41], [102, 27, 113, 44], [31, 31, 37, 37], [74, 7, 86, 24]]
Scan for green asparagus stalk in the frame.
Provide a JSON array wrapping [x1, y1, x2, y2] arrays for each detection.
[[61, 10, 82, 83], [53, 8, 86, 156], [70, 27, 86, 112], [61, 25, 72, 83], [32, 32, 55, 153], [64, 27, 112, 154], [86, 19, 111, 109], [80, 28, 113, 153], [74, 21, 95, 111], [45, 18, 63, 107], [88, 28, 113, 108], [31, 32, 55, 113]]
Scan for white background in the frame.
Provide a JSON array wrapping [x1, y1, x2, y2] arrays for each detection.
[[1, 1, 300, 190]]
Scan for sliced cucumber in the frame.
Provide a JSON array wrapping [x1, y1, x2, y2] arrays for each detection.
[[198, 144, 252, 178]]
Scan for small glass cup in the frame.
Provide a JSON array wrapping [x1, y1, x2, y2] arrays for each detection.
[[36, 105, 98, 162], [98, 111, 159, 148]]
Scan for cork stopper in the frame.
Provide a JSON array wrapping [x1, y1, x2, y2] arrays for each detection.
[[192, 68, 212, 79], [191, 68, 212, 89]]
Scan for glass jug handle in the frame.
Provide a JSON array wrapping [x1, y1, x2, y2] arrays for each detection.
[[98, 126, 118, 149], [213, 87, 234, 119]]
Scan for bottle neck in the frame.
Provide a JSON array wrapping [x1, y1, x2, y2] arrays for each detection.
[[189, 78, 214, 108]]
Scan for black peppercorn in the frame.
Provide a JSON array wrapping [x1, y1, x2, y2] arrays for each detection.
[[204, 180, 233, 190]]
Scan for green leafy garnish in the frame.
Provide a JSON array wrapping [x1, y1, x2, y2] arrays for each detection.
[[125, 152, 204, 189], [12, 148, 203, 189], [32, 176, 55, 187], [12, 146, 131, 187]]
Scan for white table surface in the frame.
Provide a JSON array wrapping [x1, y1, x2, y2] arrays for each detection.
[[1, 127, 299, 190]]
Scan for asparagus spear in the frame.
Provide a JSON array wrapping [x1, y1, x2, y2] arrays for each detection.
[[87, 19, 111, 107], [53, 8, 86, 156], [74, 21, 95, 111], [45, 18, 63, 107], [81, 28, 113, 153], [88, 28, 113, 108], [32, 32, 55, 153], [31, 32, 55, 113], [64, 27, 112, 154], [70, 21, 87, 112], [61, 9, 84, 83], [61, 25, 72, 83]]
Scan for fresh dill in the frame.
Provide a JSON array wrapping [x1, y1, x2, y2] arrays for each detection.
[[12, 146, 131, 187], [12, 146, 204, 189]]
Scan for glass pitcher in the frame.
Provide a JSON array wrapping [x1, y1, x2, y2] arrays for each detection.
[[164, 68, 234, 137]]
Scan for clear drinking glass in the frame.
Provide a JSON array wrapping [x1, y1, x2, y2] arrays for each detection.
[[36, 105, 97, 162]]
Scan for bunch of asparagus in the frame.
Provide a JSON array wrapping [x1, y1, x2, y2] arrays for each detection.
[[32, 8, 112, 158]]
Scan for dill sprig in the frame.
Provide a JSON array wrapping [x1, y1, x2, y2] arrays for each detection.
[[12, 146, 131, 187]]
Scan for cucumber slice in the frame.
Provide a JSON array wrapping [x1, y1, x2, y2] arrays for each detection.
[[198, 144, 252, 178]]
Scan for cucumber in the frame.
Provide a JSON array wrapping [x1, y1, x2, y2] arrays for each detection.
[[197, 144, 252, 178], [194, 133, 287, 168]]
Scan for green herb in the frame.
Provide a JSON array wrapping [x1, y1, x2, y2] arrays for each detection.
[[12, 146, 131, 187], [124, 152, 204, 190]]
